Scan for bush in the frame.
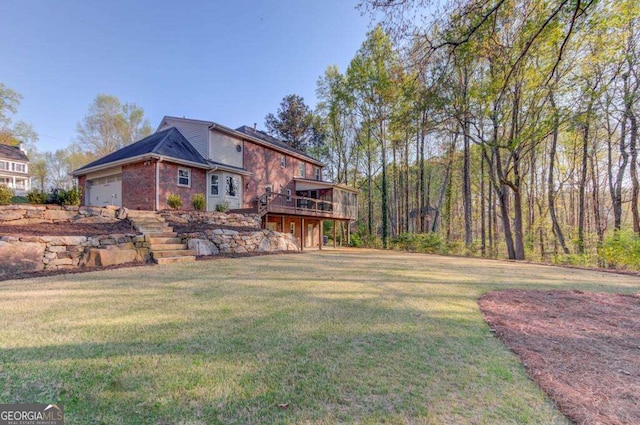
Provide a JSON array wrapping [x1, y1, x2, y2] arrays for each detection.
[[49, 187, 82, 206], [167, 194, 183, 210], [27, 189, 48, 204], [390, 232, 445, 254], [598, 230, 640, 270], [215, 201, 230, 212], [0, 184, 14, 205], [192, 193, 205, 211]]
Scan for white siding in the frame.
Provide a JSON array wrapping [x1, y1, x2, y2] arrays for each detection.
[[158, 118, 209, 159], [209, 129, 243, 167]]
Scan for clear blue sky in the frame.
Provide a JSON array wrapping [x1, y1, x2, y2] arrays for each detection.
[[1, 0, 373, 152]]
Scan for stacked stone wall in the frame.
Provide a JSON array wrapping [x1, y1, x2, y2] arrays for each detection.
[[161, 210, 261, 228], [0, 205, 125, 224]]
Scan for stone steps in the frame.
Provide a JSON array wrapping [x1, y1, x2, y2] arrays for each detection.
[[128, 210, 196, 265]]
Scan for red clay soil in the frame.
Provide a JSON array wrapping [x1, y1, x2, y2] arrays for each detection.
[[0, 221, 137, 237], [479, 289, 640, 425]]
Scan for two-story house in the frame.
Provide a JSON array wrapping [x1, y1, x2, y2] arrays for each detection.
[[72, 116, 357, 249], [0, 143, 31, 196]]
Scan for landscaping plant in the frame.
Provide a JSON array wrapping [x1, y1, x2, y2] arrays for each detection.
[[0, 184, 15, 205], [192, 193, 205, 211], [167, 193, 183, 210]]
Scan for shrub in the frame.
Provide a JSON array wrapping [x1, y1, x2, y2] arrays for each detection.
[[192, 193, 205, 211], [0, 184, 14, 205], [27, 189, 48, 204], [598, 230, 640, 270], [390, 232, 445, 254], [49, 187, 82, 206], [215, 201, 230, 212], [167, 194, 183, 210]]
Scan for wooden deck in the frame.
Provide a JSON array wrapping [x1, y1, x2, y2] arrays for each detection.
[[257, 192, 356, 220]]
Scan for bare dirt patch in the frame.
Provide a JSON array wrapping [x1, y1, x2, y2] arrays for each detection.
[[479, 289, 640, 425]]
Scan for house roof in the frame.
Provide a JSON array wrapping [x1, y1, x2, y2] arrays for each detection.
[[158, 116, 324, 167], [0, 144, 29, 162], [234, 125, 317, 162], [73, 127, 209, 174]]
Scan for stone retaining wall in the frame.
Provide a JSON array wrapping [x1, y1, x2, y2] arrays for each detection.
[[0, 233, 150, 276], [161, 210, 261, 228], [0, 204, 125, 224], [180, 229, 299, 256]]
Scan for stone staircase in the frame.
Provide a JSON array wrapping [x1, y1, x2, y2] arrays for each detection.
[[127, 210, 196, 265]]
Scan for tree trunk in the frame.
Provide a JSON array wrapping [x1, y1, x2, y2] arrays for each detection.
[[548, 94, 570, 254]]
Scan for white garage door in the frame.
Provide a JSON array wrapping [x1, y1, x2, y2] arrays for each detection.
[[87, 174, 122, 207]]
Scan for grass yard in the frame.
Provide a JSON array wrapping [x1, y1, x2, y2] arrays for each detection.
[[1, 249, 638, 424]]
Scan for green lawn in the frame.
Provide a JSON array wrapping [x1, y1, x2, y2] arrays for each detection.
[[1, 249, 638, 424]]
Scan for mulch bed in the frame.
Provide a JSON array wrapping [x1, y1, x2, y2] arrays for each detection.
[[479, 289, 640, 425], [0, 221, 137, 237]]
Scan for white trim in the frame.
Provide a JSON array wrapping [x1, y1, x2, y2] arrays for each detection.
[[73, 154, 209, 177]]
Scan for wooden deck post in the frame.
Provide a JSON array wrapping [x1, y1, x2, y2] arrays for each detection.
[[281, 215, 285, 233], [347, 221, 350, 246], [301, 218, 305, 251], [333, 220, 337, 248], [319, 220, 323, 250]]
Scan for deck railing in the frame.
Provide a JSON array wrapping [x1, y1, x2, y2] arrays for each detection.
[[257, 192, 356, 220]]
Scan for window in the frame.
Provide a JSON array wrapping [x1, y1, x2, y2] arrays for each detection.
[[290, 222, 295, 234], [15, 163, 26, 173], [299, 162, 306, 178], [12, 163, 25, 173], [210, 174, 219, 196], [178, 168, 191, 187], [286, 189, 292, 202], [265, 184, 273, 193], [226, 176, 237, 197], [280, 155, 286, 168], [315, 167, 321, 181]]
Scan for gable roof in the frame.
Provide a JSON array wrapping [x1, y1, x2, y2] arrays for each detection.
[[0, 144, 29, 162], [73, 127, 209, 175], [234, 125, 314, 161], [159, 116, 324, 167]]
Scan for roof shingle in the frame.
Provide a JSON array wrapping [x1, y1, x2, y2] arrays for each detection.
[[0, 144, 29, 162], [74, 127, 208, 174]]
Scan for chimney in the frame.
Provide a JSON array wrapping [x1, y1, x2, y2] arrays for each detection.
[[253, 123, 257, 132], [17, 142, 26, 153]]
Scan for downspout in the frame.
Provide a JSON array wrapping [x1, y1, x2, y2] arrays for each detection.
[[155, 158, 162, 211]]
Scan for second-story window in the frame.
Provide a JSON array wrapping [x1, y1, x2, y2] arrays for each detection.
[[0, 161, 7, 170], [280, 155, 286, 168], [299, 162, 306, 178], [315, 167, 321, 181], [14, 163, 26, 173]]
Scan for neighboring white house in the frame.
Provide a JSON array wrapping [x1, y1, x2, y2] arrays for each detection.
[[0, 143, 31, 196]]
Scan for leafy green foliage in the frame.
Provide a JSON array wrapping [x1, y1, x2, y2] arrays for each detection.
[[0, 184, 15, 204], [265, 94, 322, 151], [391, 232, 446, 254], [50, 187, 82, 206], [598, 230, 640, 270], [191, 193, 205, 211], [27, 189, 48, 204], [215, 201, 230, 212], [166, 194, 183, 210], [76, 94, 152, 157]]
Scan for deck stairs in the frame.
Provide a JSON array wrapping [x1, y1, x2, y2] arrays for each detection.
[[127, 210, 196, 265]]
